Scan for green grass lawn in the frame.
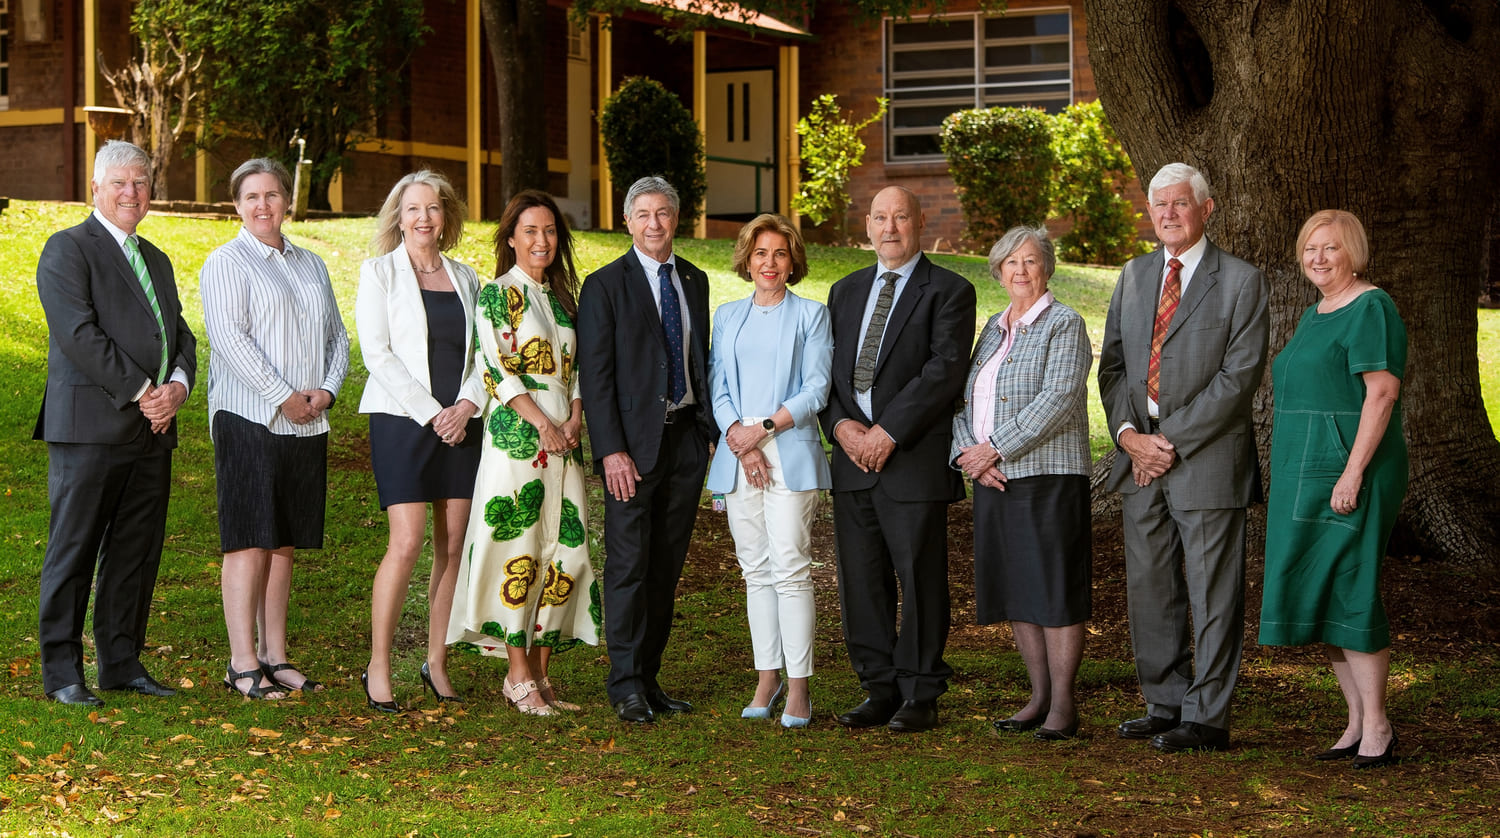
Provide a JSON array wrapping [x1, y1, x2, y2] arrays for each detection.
[[1, 200, 1497, 836]]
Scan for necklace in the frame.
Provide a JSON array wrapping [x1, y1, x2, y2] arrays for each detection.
[[414, 263, 444, 274]]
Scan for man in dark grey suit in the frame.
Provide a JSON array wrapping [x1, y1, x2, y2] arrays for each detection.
[[821, 186, 976, 733], [34, 141, 197, 706], [578, 176, 716, 723], [1098, 163, 1269, 752]]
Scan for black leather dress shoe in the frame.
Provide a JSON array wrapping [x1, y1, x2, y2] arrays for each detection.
[[47, 683, 105, 707], [614, 693, 655, 723], [835, 697, 899, 728], [107, 674, 177, 697], [1118, 714, 1180, 739], [887, 699, 939, 733], [1151, 721, 1230, 753], [646, 688, 693, 715]]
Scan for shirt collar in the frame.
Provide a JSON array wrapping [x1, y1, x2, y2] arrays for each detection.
[[1164, 235, 1209, 278], [999, 290, 1055, 330], [238, 224, 294, 259], [634, 245, 675, 277], [91, 209, 134, 248], [876, 252, 923, 281]]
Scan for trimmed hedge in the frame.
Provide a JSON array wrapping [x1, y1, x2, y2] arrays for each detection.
[[1050, 100, 1149, 265], [940, 107, 1056, 249], [599, 77, 707, 227]]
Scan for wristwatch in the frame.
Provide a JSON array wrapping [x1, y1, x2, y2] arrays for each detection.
[[762, 418, 777, 436]]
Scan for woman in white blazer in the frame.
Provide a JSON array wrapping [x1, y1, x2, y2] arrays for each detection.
[[706, 214, 833, 728], [355, 171, 486, 712]]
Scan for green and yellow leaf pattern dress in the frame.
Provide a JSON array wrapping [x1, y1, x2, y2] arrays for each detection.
[[448, 265, 600, 654]]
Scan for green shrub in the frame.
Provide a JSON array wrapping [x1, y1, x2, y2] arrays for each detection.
[[599, 77, 707, 228], [939, 107, 1055, 250], [792, 94, 888, 245], [1049, 100, 1149, 265]]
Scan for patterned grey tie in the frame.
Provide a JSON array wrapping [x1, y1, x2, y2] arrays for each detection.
[[852, 271, 899, 393]]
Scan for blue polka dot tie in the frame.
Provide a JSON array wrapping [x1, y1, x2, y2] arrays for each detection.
[[658, 263, 687, 404]]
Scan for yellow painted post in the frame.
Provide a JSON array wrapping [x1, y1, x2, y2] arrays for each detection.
[[782, 45, 801, 223], [195, 122, 208, 203], [692, 30, 706, 238], [83, 0, 98, 193], [596, 17, 613, 230], [467, 0, 483, 220]]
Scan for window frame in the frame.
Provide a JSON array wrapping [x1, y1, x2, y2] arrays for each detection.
[[883, 6, 1074, 163], [1, 0, 11, 110]]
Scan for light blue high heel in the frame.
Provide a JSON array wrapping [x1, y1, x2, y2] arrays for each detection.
[[740, 680, 786, 719], [781, 700, 812, 729]]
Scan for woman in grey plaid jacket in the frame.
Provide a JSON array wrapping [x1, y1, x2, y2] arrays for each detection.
[[951, 226, 1093, 742]]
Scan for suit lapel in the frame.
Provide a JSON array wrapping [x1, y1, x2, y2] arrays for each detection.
[[718, 297, 751, 415], [623, 249, 669, 354], [875, 253, 929, 378], [835, 267, 877, 373], [88, 215, 157, 320], [1166, 242, 1219, 342]]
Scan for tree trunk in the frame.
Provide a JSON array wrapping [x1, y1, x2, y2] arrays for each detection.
[[481, 0, 549, 207], [1083, 0, 1500, 570]]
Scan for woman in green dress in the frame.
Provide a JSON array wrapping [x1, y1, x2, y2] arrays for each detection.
[[448, 190, 600, 715], [1260, 210, 1407, 769]]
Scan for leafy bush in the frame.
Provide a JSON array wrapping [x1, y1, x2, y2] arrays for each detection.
[[599, 77, 707, 227], [940, 107, 1056, 249], [792, 94, 888, 245], [1049, 100, 1149, 265]]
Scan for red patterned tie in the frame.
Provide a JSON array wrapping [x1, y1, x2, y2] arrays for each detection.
[[1146, 257, 1183, 404]]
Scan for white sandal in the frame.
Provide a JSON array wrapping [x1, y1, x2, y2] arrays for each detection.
[[503, 677, 556, 716], [538, 676, 581, 712]]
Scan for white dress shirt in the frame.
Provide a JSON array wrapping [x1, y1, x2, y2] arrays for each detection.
[[633, 245, 696, 407]]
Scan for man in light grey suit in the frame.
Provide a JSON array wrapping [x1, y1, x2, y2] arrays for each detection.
[[1098, 163, 1269, 752], [34, 141, 196, 706]]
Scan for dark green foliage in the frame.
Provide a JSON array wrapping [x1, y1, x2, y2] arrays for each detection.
[[599, 77, 708, 227], [174, 0, 427, 210], [940, 107, 1056, 250], [1049, 101, 1149, 265]]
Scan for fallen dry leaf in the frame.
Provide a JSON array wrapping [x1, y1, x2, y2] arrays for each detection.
[[247, 727, 280, 739]]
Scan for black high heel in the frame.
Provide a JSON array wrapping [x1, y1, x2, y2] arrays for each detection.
[[1314, 740, 1361, 761], [420, 662, 462, 704], [362, 671, 400, 714], [1352, 732, 1397, 769]]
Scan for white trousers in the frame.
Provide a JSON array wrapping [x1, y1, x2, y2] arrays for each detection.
[[725, 436, 819, 678]]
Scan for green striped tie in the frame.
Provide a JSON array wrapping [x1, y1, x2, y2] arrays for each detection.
[[125, 236, 170, 384]]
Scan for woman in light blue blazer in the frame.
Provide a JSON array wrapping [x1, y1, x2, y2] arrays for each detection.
[[355, 171, 486, 712], [706, 214, 832, 728]]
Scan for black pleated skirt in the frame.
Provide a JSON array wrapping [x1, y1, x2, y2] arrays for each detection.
[[212, 411, 327, 553], [972, 473, 1092, 626]]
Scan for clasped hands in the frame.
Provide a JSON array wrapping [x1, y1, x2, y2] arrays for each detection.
[[956, 442, 1008, 491], [139, 381, 188, 433], [1119, 427, 1176, 486], [431, 399, 480, 447], [835, 421, 896, 473], [280, 389, 333, 426]]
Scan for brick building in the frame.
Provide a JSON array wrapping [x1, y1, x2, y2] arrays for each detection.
[[1, 0, 1126, 248]]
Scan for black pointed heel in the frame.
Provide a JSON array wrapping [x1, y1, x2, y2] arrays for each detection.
[[1352, 732, 1397, 769], [420, 662, 462, 704], [362, 671, 400, 714]]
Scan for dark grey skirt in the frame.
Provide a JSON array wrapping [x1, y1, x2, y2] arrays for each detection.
[[972, 473, 1092, 626], [368, 412, 481, 510], [212, 411, 327, 553]]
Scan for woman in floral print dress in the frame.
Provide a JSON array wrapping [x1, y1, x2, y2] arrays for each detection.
[[448, 190, 599, 715]]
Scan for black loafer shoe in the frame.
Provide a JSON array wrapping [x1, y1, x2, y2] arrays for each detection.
[[1118, 714, 1180, 739], [614, 693, 655, 723], [1314, 740, 1361, 761], [835, 697, 899, 728], [47, 683, 105, 707], [645, 688, 693, 715], [887, 699, 939, 733], [993, 715, 1045, 733], [108, 674, 176, 698], [1151, 721, 1230, 753]]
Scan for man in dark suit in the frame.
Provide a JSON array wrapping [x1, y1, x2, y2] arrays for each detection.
[[821, 186, 976, 732], [34, 140, 197, 706], [579, 176, 716, 723], [1098, 163, 1270, 752]]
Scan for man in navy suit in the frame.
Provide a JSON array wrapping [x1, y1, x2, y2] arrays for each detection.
[[578, 177, 716, 723], [34, 141, 197, 706], [821, 186, 976, 732]]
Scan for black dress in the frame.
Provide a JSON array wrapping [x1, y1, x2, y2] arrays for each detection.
[[368, 289, 482, 509]]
